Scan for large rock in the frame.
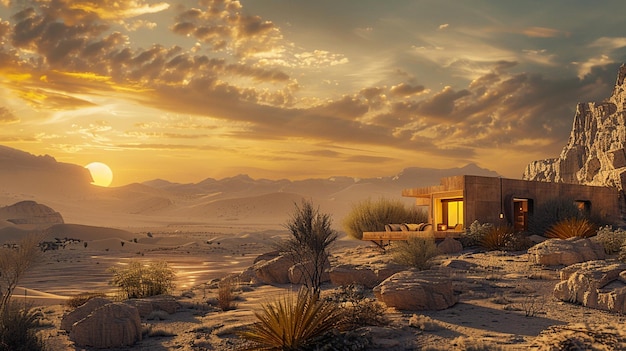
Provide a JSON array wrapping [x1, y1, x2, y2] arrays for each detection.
[[0, 200, 64, 226], [329, 263, 404, 288], [69, 302, 142, 348], [527, 237, 605, 266], [373, 270, 457, 310], [124, 294, 180, 318], [437, 237, 463, 254], [61, 297, 111, 332], [553, 260, 626, 313], [523, 63, 626, 192], [254, 255, 294, 285]]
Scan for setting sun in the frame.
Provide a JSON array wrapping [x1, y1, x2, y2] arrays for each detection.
[[85, 162, 113, 187]]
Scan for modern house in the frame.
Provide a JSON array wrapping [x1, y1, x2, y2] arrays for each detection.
[[402, 175, 622, 236]]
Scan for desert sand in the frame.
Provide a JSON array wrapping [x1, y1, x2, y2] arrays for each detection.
[[9, 222, 625, 351]]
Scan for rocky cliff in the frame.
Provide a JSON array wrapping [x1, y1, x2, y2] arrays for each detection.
[[523, 64, 626, 190]]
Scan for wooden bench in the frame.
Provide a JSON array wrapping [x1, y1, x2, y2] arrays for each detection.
[[362, 223, 462, 249]]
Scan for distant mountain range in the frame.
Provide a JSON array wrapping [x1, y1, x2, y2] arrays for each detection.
[[0, 145, 499, 228]]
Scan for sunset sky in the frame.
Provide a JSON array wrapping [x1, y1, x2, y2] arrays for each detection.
[[2, 1, 626, 186]]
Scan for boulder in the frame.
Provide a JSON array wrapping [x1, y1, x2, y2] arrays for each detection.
[[527, 237, 605, 266], [373, 270, 457, 310], [437, 237, 463, 254], [254, 255, 294, 285], [329, 263, 404, 289], [124, 294, 180, 318], [69, 303, 142, 348], [61, 297, 111, 332], [288, 260, 331, 285], [554, 260, 626, 313]]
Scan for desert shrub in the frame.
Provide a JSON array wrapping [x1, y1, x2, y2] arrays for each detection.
[[0, 303, 44, 351], [480, 225, 514, 251], [391, 234, 438, 269], [593, 225, 626, 254], [324, 284, 388, 329], [146, 310, 170, 321], [545, 218, 597, 239], [504, 232, 534, 251], [408, 314, 441, 331], [109, 260, 176, 299], [529, 197, 589, 235], [460, 220, 493, 247], [0, 235, 42, 315], [143, 325, 177, 338], [280, 200, 338, 296], [217, 279, 237, 311], [65, 292, 108, 309], [240, 287, 346, 350], [342, 198, 427, 240]]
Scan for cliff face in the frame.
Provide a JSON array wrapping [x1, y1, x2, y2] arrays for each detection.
[[523, 64, 626, 190]]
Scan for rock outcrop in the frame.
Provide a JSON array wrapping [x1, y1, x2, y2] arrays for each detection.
[[553, 260, 626, 313], [527, 237, 606, 266], [0, 201, 64, 226], [524, 64, 626, 192], [124, 295, 180, 318], [61, 297, 111, 332], [373, 270, 457, 310], [69, 303, 142, 348], [329, 263, 405, 289]]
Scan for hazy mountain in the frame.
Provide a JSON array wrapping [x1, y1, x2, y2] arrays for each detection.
[[0, 144, 500, 227]]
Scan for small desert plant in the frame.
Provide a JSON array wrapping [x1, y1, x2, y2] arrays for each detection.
[[545, 217, 597, 239], [65, 292, 108, 309], [109, 260, 176, 299], [0, 303, 45, 351], [594, 225, 626, 254], [143, 324, 177, 338], [324, 284, 388, 329], [217, 279, 237, 311], [408, 314, 441, 331], [391, 234, 438, 269], [280, 200, 338, 296], [240, 288, 346, 350], [529, 197, 589, 235], [480, 225, 514, 251], [343, 198, 427, 240], [460, 220, 493, 247]]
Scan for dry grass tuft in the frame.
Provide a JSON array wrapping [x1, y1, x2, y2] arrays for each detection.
[[545, 218, 596, 239]]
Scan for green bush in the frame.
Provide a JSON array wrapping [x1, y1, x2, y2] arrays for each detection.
[[240, 288, 346, 350], [343, 198, 427, 240], [594, 225, 626, 254], [461, 220, 493, 247], [0, 303, 44, 351], [545, 218, 596, 239], [391, 234, 438, 269], [109, 260, 176, 299]]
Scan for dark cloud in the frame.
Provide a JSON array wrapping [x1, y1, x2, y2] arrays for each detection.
[[0, 107, 18, 124]]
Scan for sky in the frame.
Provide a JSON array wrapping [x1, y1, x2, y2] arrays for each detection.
[[1, 0, 626, 186]]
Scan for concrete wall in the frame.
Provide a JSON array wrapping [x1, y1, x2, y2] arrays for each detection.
[[463, 175, 622, 228]]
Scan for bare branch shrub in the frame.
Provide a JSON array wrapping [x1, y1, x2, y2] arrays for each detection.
[[217, 279, 237, 311], [0, 235, 41, 315]]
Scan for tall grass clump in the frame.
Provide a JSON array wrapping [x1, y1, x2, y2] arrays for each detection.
[[460, 220, 493, 247], [391, 234, 438, 269], [594, 225, 626, 254], [480, 225, 514, 251], [240, 288, 346, 350], [545, 218, 597, 239], [280, 200, 338, 296], [0, 303, 45, 351], [343, 198, 427, 240], [109, 260, 176, 299]]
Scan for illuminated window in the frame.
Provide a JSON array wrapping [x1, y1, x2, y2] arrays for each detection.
[[575, 200, 591, 215], [441, 199, 463, 228]]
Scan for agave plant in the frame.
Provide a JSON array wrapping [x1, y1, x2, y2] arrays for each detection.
[[480, 225, 514, 251], [545, 218, 597, 239], [240, 288, 345, 350]]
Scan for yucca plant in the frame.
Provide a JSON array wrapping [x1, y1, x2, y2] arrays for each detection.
[[240, 288, 345, 350], [545, 218, 597, 239], [480, 225, 514, 251]]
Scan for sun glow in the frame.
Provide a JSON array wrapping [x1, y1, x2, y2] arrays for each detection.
[[85, 162, 113, 187]]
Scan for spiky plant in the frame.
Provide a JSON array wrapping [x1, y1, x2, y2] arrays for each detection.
[[391, 234, 438, 270], [480, 225, 514, 251], [240, 288, 345, 350], [545, 218, 597, 239], [0, 303, 44, 351]]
